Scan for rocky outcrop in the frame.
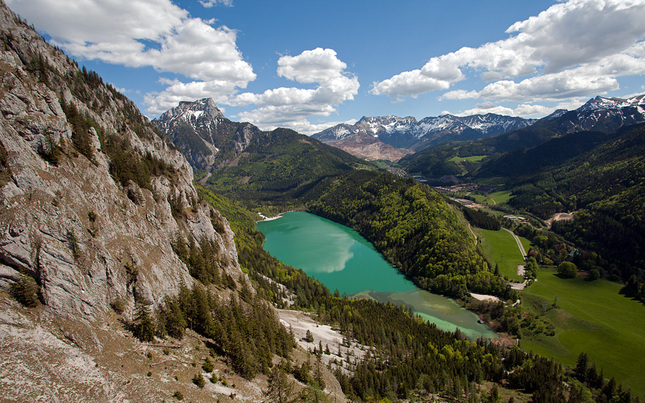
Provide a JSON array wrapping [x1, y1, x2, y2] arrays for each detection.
[[0, 2, 242, 319]]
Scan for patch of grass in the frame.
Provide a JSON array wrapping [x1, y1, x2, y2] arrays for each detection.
[[475, 228, 525, 281], [448, 155, 486, 163], [521, 267, 645, 396], [488, 190, 512, 205], [468, 193, 489, 204]]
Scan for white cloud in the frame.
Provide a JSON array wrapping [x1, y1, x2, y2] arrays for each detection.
[[455, 102, 555, 118], [200, 0, 233, 7], [7, 0, 254, 114], [440, 90, 480, 101], [277, 47, 349, 84], [463, 47, 645, 102], [231, 48, 359, 134], [453, 98, 589, 119], [371, 0, 645, 102]]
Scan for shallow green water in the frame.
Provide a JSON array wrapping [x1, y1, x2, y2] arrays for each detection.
[[257, 211, 497, 339]]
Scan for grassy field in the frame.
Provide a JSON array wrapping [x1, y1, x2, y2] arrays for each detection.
[[475, 228, 526, 281], [447, 155, 487, 175], [521, 268, 645, 397], [448, 155, 487, 163], [488, 190, 512, 205]]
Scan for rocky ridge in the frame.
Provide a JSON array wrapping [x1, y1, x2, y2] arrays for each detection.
[[554, 94, 645, 133]]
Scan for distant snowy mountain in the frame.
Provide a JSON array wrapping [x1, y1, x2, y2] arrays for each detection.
[[313, 113, 536, 152], [523, 94, 645, 138], [552, 94, 645, 133]]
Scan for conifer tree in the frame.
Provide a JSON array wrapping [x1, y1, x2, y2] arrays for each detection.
[[264, 364, 295, 403], [134, 303, 155, 342]]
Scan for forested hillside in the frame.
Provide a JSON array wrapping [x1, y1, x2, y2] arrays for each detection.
[[202, 128, 370, 208], [501, 125, 645, 293], [399, 126, 559, 178], [307, 171, 515, 300]]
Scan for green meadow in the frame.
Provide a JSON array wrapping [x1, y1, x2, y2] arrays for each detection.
[[475, 228, 526, 281], [521, 267, 645, 397], [488, 190, 512, 205], [448, 155, 487, 163], [447, 155, 486, 175]]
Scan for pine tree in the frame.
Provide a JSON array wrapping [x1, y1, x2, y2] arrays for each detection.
[[133, 303, 155, 342], [264, 364, 295, 403], [575, 352, 588, 382]]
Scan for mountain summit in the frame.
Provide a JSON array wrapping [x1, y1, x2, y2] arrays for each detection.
[[153, 98, 260, 171]]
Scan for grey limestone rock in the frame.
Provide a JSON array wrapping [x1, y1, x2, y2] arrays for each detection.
[[0, 3, 244, 320]]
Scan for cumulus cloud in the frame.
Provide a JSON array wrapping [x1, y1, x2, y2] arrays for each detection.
[[372, 0, 645, 103], [7, 0, 254, 114], [231, 48, 359, 134]]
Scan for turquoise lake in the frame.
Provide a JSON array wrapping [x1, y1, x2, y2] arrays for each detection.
[[257, 211, 497, 339]]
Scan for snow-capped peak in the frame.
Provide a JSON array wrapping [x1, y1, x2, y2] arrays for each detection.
[[156, 98, 224, 126]]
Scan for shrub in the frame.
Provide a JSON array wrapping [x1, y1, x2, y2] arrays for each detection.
[[110, 298, 126, 314], [11, 275, 40, 307], [202, 357, 215, 373], [557, 261, 578, 278], [192, 373, 205, 388]]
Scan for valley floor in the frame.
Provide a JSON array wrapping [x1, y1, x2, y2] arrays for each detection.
[[520, 268, 645, 397]]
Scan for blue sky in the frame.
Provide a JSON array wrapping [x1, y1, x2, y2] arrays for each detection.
[[7, 0, 645, 134]]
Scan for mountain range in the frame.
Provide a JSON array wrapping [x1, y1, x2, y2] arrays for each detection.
[[2, 0, 645, 399], [313, 113, 536, 160], [313, 94, 645, 162], [399, 93, 645, 178]]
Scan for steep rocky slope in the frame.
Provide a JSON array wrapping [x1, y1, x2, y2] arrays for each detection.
[[0, 3, 241, 319], [321, 131, 413, 162], [0, 4, 350, 401]]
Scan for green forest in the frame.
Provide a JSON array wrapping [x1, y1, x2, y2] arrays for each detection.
[[203, 128, 369, 208]]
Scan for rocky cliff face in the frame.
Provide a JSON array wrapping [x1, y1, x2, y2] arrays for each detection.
[[0, 3, 241, 319]]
